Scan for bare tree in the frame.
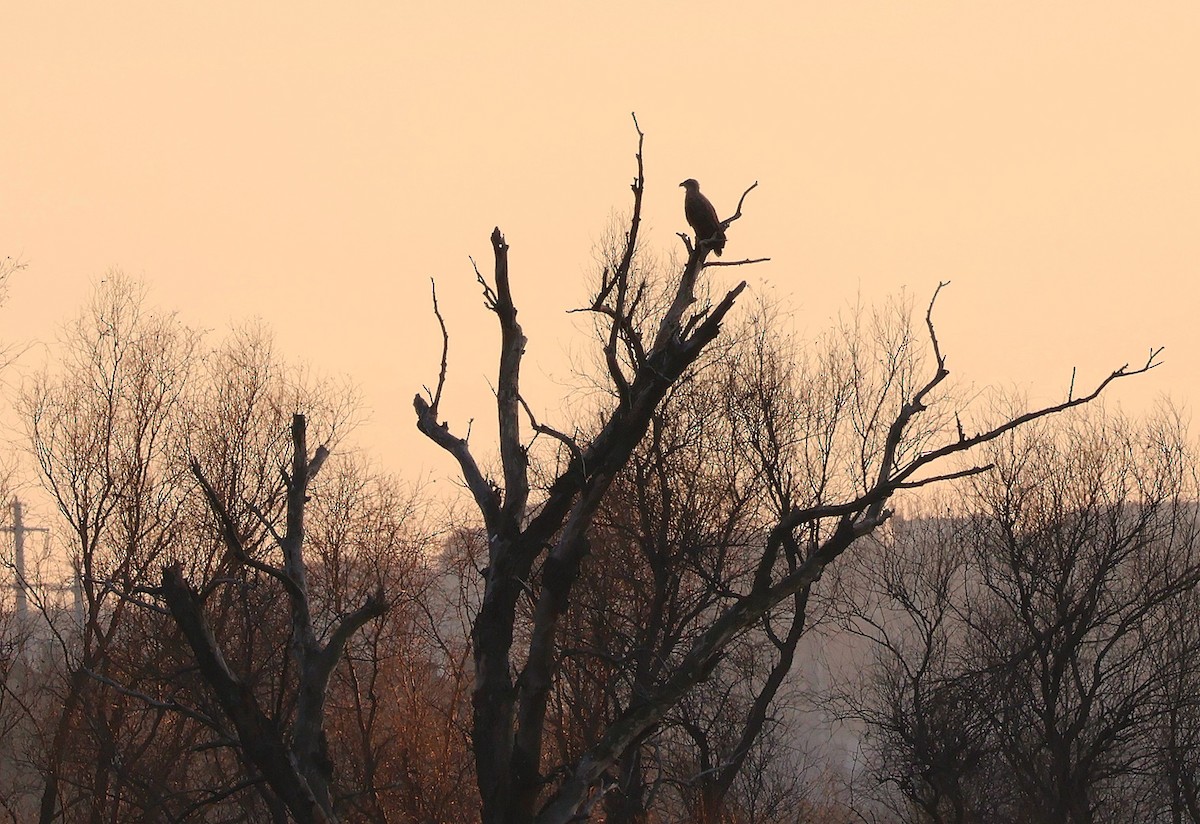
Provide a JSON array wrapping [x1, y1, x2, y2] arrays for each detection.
[[17, 283, 436, 821], [159, 413, 386, 824], [143, 325, 446, 823], [1152, 583, 1200, 823], [838, 510, 999, 824], [965, 409, 1200, 824], [846, 407, 1200, 824], [22, 273, 199, 823], [414, 119, 1159, 823]]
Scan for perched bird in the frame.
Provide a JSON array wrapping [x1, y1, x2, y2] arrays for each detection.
[[679, 178, 726, 256]]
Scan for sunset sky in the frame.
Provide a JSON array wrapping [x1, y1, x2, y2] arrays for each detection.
[[3, 2, 1198, 479]]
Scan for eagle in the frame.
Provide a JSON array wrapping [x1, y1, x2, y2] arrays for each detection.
[[680, 178, 726, 256]]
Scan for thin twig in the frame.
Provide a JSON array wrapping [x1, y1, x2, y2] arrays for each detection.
[[246, 501, 286, 548], [894, 464, 994, 489], [471, 255, 498, 309]]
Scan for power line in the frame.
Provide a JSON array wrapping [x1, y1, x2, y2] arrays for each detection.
[[1, 498, 50, 622]]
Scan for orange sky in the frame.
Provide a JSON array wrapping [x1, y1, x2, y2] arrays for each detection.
[[2, 2, 1198, 480]]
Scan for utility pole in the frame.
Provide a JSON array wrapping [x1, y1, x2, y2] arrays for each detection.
[[2, 498, 49, 623]]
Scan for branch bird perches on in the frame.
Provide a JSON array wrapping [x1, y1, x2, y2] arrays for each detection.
[[679, 179, 764, 264]]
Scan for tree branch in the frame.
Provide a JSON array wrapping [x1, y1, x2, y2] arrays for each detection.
[[491, 227, 532, 525], [894, 346, 1163, 486], [315, 589, 387, 691], [518, 394, 584, 472], [160, 563, 327, 824], [414, 394, 501, 532], [703, 257, 771, 268], [719, 181, 759, 229], [424, 278, 451, 416], [189, 459, 302, 602]]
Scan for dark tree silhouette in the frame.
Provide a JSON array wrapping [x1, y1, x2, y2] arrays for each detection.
[[415, 117, 1159, 824]]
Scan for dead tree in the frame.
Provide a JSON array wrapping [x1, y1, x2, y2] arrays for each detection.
[[415, 119, 1160, 824], [160, 414, 385, 823]]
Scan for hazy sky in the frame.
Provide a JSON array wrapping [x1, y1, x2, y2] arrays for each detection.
[[3, 2, 1198, 477]]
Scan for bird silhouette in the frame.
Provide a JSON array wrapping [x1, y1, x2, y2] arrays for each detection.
[[680, 178, 726, 256]]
